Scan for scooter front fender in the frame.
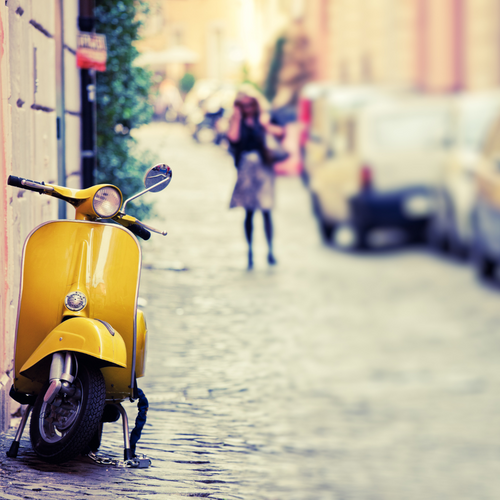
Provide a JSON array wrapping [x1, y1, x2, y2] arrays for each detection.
[[19, 318, 127, 384]]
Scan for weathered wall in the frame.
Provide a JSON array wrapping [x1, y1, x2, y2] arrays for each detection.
[[0, 0, 80, 433], [0, 1, 11, 434], [315, 0, 500, 92], [62, 0, 81, 190], [463, 0, 500, 90]]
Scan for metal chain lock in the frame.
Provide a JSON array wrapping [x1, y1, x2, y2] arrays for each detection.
[[87, 451, 151, 468]]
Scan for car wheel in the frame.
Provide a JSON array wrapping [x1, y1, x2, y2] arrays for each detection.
[[197, 125, 217, 144], [353, 227, 369, 251], [427, 217, 450, 253], [408, 221, 429, 245], [311, 193, 321, 218], [474, 244, 496, 280], [471, 209, 496, 280], [311, 194, 336, 243], [217, 135, 230, 150], [450, 235, 469, 260], [320, 221, 336, 243], [446, 207, 470, 260]]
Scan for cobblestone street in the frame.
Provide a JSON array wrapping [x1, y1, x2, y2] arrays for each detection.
[[2, 123, 500, 499]]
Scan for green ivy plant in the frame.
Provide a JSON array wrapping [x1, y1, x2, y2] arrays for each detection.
[[95, 0, 156, 220], [179, 72, 195, 95]]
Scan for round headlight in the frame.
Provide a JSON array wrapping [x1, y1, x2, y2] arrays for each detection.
[[65, 292, 87, 312], [93, 187, 121, 218]]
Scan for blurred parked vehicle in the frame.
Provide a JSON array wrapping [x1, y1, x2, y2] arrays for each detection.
[[309, 96, 453, 248], [181, 80, 236, 144], [298, 84, 402, 185], [429, 92, 500, 259], [470, 114, 500, 280], [297, 82, 337, 182], [153, 79, 184, 122], [269, 105, 301, 176]]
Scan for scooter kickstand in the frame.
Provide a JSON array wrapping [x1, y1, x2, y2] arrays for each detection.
[[116, 404, 133, 461], [6, 405, 32, 458]]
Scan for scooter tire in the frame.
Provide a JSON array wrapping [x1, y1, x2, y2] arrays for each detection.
[[30, 362, 106, 464]]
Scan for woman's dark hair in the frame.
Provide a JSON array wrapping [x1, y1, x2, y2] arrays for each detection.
[[235, 95, 261, 118]]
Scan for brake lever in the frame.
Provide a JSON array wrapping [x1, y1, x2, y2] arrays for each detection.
[[136, 221, 168, 236], [113, 212, 167, 236]]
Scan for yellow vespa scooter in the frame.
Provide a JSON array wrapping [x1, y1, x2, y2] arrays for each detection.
[[5, 164, 172, 465]]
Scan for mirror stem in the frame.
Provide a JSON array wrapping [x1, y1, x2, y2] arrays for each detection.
[[122, 177, 171, 213]]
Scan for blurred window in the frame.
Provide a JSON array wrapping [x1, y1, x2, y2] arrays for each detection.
[[170, 25, 185, 47], [346, 119, 356, 153], [460, 106, 500, 150], [371, 112, 450, 151], [140, 3, 164, 37]]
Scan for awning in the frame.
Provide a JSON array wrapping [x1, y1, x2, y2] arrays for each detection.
[[134, 46, 200, 67]]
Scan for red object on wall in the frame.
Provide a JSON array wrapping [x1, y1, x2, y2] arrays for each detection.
[[77, 32, 107, 72]]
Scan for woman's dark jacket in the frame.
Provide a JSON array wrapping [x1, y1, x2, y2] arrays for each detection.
[[229, 119, 268, 169]]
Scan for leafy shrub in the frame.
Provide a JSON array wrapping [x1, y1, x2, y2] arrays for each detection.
[[95, 0, 156, 219], [179, 72, 195, 95]]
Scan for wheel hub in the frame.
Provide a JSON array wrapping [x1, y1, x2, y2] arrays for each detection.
[[40, 380, 82, 443]]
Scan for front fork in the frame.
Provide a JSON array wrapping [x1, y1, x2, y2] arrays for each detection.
[[44, 351, 78, 405], [6, 351, 77, 458]]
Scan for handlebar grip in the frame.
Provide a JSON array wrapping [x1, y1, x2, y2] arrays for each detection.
[[7, 175, 45, 193], [128, 223, 151, 241], [7, 175, 25, 188]]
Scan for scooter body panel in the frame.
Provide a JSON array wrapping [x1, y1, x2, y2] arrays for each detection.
[[135, 309, 148, 378], [18, 317, 127, 389], [13, 220, 141, 401]]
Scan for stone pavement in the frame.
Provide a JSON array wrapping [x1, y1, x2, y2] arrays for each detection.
[[2, 123, 500, 499]]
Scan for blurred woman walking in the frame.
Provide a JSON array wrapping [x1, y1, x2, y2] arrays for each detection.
[[227, 88, 284, 270]]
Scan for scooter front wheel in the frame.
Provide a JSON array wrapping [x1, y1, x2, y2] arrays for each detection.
[[30, 362, 106, 464]]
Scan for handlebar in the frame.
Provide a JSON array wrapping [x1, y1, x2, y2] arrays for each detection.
[[8, 175, 53, 193], [127, 223, 151, 241], [8, 175, 162, 240]]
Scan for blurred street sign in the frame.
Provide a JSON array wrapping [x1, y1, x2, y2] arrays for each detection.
[[77, 32, 107, 72]]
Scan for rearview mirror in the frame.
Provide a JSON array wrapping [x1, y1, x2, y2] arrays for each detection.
[[122, 164, 173, 213], [144, 164, 172, 193]]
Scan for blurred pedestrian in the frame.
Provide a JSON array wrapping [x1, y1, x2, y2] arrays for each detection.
[[227, 88, 284, 270], [157, 78, 183, 122]]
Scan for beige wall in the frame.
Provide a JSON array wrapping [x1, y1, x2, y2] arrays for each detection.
[[139, 0, 500, 92], [312, 0, 500, 93], [62, 0, 82, 190], [464, 0, 500, 90], [424, 0, 457, 91], [323, 0, 418, 88], [137, 0, 293, 83], [0, 1, 11, 434], [0, 0, 80, 433]]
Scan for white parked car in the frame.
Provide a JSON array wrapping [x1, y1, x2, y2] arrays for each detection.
[[310, 95, 454, 248], [429, 91, 500, 258]]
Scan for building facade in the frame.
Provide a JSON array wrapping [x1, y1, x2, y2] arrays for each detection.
[[304, 0, 500, 93], [136, 0, 302, 84]]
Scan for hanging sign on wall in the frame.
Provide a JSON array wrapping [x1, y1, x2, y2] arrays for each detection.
[[77, 32, 107, 72]]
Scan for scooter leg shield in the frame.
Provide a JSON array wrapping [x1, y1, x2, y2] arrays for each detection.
[[19, 318, 127, 384]]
